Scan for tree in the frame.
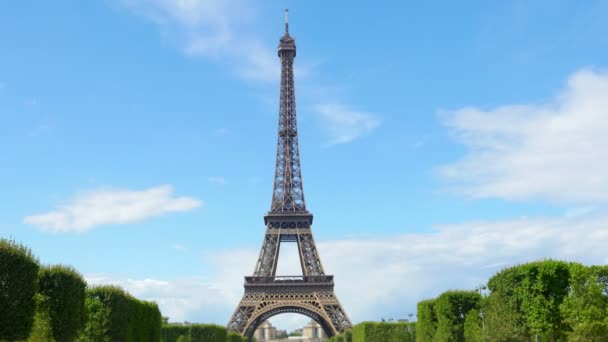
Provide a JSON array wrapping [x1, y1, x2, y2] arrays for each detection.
[[560, 264, 608, 341]]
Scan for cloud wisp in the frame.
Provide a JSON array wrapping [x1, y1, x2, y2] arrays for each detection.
[[88, 211, 608, 330], [440, 68, 608, 204], [119, 0, 280, 82], [315, 103, 381, 144], [24, 185, 201, 233], [118, 1, 382, 144]]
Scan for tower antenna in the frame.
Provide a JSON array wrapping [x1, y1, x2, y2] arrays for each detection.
[[285, 9, 289, 33]]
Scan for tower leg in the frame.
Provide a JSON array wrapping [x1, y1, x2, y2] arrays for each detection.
[[253, 232, 281, 277]]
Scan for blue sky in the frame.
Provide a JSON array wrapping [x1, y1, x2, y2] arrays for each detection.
[[2, 0, 608, 331]]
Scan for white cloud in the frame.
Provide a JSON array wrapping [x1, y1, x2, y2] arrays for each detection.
[[90, 212, 608, 331], [440, 69, 608, 203], [207, 176, 227, 185], [315, 103, 381, 144], [24, 185, 201, 232], [119, 0, 281, 82]]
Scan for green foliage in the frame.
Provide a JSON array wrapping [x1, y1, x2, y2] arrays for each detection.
[[176, 335, 188, 342], [80, 285, 161, 342], [327, 330, 353, 342], [227, 331, 246, 342], [0, 238, 40, 341], [188, 324, 227, 342], [416, 299, 437, 342], [352, 321, 415, 342], [487, 260, 571, 340], [463, 309, 483, 342], [28, 293, 55, 342], [86, 286, 130, 340], [434, 290, 481, 342], [162, 324, 190, 342], [561, 263, 608, 341], [131, 298, 162, 342], [37, 265, 87, 342], [483, 291, 525, 341], [77, 296, 110, 342]]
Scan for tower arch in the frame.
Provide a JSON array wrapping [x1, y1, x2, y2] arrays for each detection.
[[244, 304, 334, 338]]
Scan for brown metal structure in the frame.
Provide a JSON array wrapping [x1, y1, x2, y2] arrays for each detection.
[[227, 10, 352, 338]]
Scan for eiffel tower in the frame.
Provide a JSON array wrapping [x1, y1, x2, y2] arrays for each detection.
[[227, 10, 352, 338]]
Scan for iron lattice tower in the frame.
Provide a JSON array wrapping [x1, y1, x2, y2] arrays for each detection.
[[227, 10, 352, 338]]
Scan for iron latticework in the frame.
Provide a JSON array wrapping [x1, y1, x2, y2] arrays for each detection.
[[227, 11, 351, 338]]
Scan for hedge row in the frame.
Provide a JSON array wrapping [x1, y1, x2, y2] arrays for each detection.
[[326, 329, 352, 342], [352, 322, 415, 342], [161, 324, 246, 342], [0, 238, 163, 342], [38, 265, 87, 342], [82, 285, 161, 342], [0, 239, 40, 341], [417, 260, 608, 341], [327, 322, 415, 342]]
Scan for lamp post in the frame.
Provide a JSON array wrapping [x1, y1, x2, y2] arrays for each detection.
[[408, 313, 414, 342], [476, 284, 487, 342]]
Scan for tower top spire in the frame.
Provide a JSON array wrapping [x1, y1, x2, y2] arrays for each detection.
[[285, 9, 289, 34], [278, 9, 296, 58]]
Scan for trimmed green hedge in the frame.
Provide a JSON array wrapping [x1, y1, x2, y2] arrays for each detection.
[[327, 330, 352, 342], [28, 293, 54, 341], [38, 265, 87, 341], [352, 322, 415, 342], [0, 239, 40, 341], [162, 324, 190, 342], [416, 299, 436, 342], [82, 285, 161, 342], [162, 325, 245, 342], [189, 324, 227, 342], [486, 260, 571, 340], [227, 331, 247, 342], [463, 309, 483, 342], [434, 290, 480, 341], [561, 264, 608, 340]]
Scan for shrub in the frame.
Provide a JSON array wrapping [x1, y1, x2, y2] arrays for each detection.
[[128, 299, 161, 342], [162, 324, 190, 342], [416, 299, 437, 342], [77, 295, 110, 342], [352, 321, 414, 342], [227, 331, 246, 342], [487, 260, 571, 340], [0, 239, 40, 341], [81, 285, 161, 342], [434, 290, 481, 342], [86, 286, 131, 340], [189, 324, 227, 342], [38, 265, 87, 342], [463, 309, 483, 342], [561, 264, 608, 340], [28, 293, 54, 341]]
